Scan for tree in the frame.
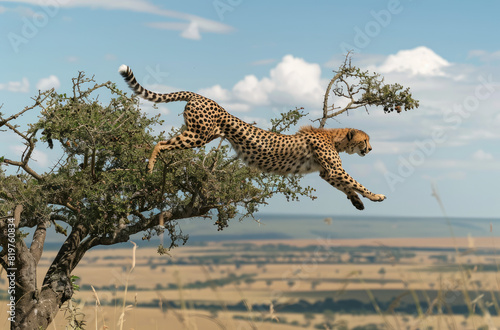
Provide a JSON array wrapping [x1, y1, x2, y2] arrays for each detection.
[[317, 53, 419, 127], [323, 309, 335, 324], [244, 277, 255, 288], [0, 55, 418, 329], [311, 279, 321, 290], [303, 312, 315, 326], [378, 267, 386, 287], [0, 74, 313, 329]]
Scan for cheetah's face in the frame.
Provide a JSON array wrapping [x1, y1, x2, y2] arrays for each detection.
[[346, 129, 372, 157]]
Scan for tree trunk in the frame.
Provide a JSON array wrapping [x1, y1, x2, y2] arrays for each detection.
[[13, 286, 67, 330], [11, 222, 87, 329]]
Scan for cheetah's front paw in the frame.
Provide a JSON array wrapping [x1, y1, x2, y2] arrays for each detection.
[[372, 194, 386, 202], [348, 194, 365, 210]]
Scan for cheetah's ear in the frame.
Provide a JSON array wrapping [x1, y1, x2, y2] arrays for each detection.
[[346, 129, 356, 141]]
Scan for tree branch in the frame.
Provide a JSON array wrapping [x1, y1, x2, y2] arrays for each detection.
[[320, 71, 342, 128], [30, 221, 48, 265], [3, 158, 43, 181], [0, 92, 50, 127], [2, 121, 43, 181], [43, 223, 89, 287], [315, 52, 419, 127]]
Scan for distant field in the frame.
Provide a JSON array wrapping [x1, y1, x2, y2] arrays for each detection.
[[2, 236, 499, 329], [238, 236, 500, 248], [47, 307, 500, 330]]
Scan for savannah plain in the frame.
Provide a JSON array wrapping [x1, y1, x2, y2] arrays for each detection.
[[3, 234, 500, 330]]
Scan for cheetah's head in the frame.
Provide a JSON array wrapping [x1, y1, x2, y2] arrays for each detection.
[[345, 129, 372, 157]]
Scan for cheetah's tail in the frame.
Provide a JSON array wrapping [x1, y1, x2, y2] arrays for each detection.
[[118, 65, 196, 103]]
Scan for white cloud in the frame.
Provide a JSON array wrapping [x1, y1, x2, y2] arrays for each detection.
[[138, 102, 172, 120], [468, 49, 500, 62], [2, 0, 233, 40], [198, 85, 231, 102], [266, 55, 325, 106], [0, 78, 29, 92], [143, 84, 178, 94], [371, 141, 417, 155], [228, 55, 326, 108], [423, 158, 500, 171], [375, 46, 451, 77], [180, 21, 201, 40], [0, 5, 36, 16], [147, 21, 204, 40], [472, 149, 493, 161], [193, 55, 326, 113], [36, 75, 60, 91], [233, 74, 273, 105], [197, 85, 251, 112], [11, 145, 49, 167], [422, 171, 467, 181], [241, 116, 270, 129], [220, 103, 251, 112], [158, 105, 170, 115]]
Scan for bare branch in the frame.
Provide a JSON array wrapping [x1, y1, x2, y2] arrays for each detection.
[[2, 119, 43, 181], [3, 157, 43, 181], [320, 71, 342, 128], [0, 91, 50, 127], [315, 52, 419, 127], [3, 121, 30, 141]]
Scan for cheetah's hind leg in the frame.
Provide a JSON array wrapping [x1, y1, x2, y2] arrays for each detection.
[[147, 130, 217, 173], [146, 131, 200, 173]]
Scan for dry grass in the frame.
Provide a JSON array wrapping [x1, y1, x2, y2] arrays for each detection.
[[43, 234, 500, 329], [2, 231, 500, 329]]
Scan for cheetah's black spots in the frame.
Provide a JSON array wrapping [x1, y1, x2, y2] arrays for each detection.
[[119, 65, 386, 210]]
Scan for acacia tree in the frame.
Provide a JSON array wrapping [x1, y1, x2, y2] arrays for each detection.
[[318, 54, 419, 127], [0, 56, 418, 329]]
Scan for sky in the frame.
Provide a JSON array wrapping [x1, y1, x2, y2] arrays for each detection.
[[1, 0, 499, 219]]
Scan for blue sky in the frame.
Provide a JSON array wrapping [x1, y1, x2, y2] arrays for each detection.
[[1, 0, 499, 219]]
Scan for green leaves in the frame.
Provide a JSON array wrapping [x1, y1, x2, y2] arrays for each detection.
[[2, 71, 317, 250], [357, 71, 419, 113], [318, 54, 419, 126]]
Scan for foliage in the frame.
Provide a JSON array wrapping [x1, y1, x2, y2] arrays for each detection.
[[1, 73, 316, 250], [0, 54, 419, 329], [316, 54, 419, 127], [0, 72, 316, 329]]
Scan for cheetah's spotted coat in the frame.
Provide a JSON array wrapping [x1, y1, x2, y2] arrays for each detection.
[[119, 65, 385, 210]]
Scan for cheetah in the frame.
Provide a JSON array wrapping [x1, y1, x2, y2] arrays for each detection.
[[118, 65, 385, 210]]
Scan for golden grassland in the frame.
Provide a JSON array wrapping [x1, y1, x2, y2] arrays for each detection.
[[2, 237, 500, 329], [48, 307, 500, 330]]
